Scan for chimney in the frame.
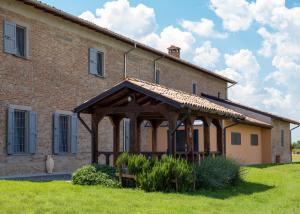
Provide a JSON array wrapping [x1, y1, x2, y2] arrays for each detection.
[[167, 45, 181, 58]]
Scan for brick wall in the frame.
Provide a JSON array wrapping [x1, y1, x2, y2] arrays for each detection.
[[0, 0, 227, 176]]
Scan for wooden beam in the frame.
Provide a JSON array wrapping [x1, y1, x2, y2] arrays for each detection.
[[111, 116, 122, 165], [91, 114, 101, 164], [185, 115, 195, 163], [149, 120, 162, 153], [167, 112, 179, 157], [203, 117, 212, 155]]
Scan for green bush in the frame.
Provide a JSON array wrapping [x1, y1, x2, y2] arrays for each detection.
[[72, 165, 120, 188], [136, 156, 194, 192], [195, 156, 241, 189]]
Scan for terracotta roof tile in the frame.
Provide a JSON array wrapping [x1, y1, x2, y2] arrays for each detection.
[[126, 78, 244, 119]]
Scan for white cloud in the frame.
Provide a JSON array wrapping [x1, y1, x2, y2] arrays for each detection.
[[250, 0, 285, 25], [141, 26, 195, 53], [263, 87, 293, 109], [79, 0, 156, 39], [180, 18, 228, 38], [193, 41, 220, 69], [217, 49, 261, 106], [210, 0, 253, 31]]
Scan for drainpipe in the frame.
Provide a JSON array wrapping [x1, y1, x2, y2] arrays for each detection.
[[153, 56, 164, 82], [124, 43, 137, 79], [290, 124, 300, 162], [223, 119, 241, 156]]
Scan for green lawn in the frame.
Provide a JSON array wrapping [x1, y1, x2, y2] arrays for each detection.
[[293, 154, 300, 162], [1, 163, 300, 214]]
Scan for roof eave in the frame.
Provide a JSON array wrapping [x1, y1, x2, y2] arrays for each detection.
[[17, 0, 236, 84]]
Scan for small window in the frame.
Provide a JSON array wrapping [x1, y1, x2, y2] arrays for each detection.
[[16, 25, 26, 57], [59, 115, 70, 153], [53, 113, 77, 154], [251, 134, 258, 146], [7, 107, 37, 155], [3, 21, 27, 57], [89, 48, 104, 77], [13, 110, 28, 153], [281, 130, 284, 147], [231, 132, 241, 145], [218, 92, 221, 98], [192, 82, 197, 94], [155, 70, 160, 84]]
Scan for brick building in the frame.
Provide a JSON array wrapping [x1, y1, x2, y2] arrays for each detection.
[[0, 0, 298, 176]]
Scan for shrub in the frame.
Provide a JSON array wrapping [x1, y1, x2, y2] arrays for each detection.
[[127, 154, 149, 175], [72, 165, 120, 188], [116, 152, 130, 171], [195, 156, 241, 189], [136, 156, 194, 192]]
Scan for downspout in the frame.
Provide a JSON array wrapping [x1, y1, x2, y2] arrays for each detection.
[[124, 43, 137, 79], [153, 56, 164, 82], [290, 124, 300, 162], [223, 119, 241, 156]]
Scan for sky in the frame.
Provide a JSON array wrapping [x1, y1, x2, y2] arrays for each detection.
[[40, 0, 300, 141]]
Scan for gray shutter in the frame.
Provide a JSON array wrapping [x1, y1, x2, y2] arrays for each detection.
[[53, 113, 60, 154], [124, 119, 130, 151], [4, 20, 16, 54], [89, 48, 98, 75], [28, 111, 37, 154], [7, 107, 15, 154], [70, 114, 78, 154]]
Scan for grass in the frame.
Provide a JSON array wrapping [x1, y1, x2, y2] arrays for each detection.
[[1, 163, 300, 214], [293, 154, 300, 162]]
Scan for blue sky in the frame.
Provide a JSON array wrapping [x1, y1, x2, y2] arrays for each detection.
[[41, 0, 300, 141]]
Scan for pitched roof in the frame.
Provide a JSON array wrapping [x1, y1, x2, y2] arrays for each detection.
[[202, 93, 300, 125], [74, 78, 244, 119], [16, 0, 236, 84]]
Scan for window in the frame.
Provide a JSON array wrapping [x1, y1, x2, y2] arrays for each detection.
[[281, 130, 284, 147], [218, 92, 221, 98], [251, 134, 258, 146], [231, 132, 241, 145], [192, 82, 197, 94], [3, 21, 26, 57], [59, 115, 70, 153], [89, 48, 104, 76], [14, 110, 27, 153], [7, 107, 37, 154], [53, 112, 77, 154], [155, 70, 160, 84]]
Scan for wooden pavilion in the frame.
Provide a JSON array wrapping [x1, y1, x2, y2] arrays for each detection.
[[74, 78, 244, 165]]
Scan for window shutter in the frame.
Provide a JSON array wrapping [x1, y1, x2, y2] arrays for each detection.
[[4, 20, 16, 54], [89, 48, 98, 75], [124, 119, 130, 151], [53, 113, 60, 154], [7, 107, 15, 154], [193, 129, 199, 152], [28, 111, 37, 154], [70, 114, 78, 154]]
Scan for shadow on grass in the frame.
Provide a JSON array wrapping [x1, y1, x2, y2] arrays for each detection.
[[186, 180, 274, 199], [247, 162, 300, 169]]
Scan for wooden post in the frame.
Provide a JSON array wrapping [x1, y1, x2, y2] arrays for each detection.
[[111, 116, 122, 165], [136, 118, 143, 153], [150, 120, 161, 153], [91, 114, 100, 164], [167, 113, 178, 157], [185, 115, 195, 163], [128, 113, 138, 153], [212, 119, 223, 155], [203, 117, 212, 156]]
